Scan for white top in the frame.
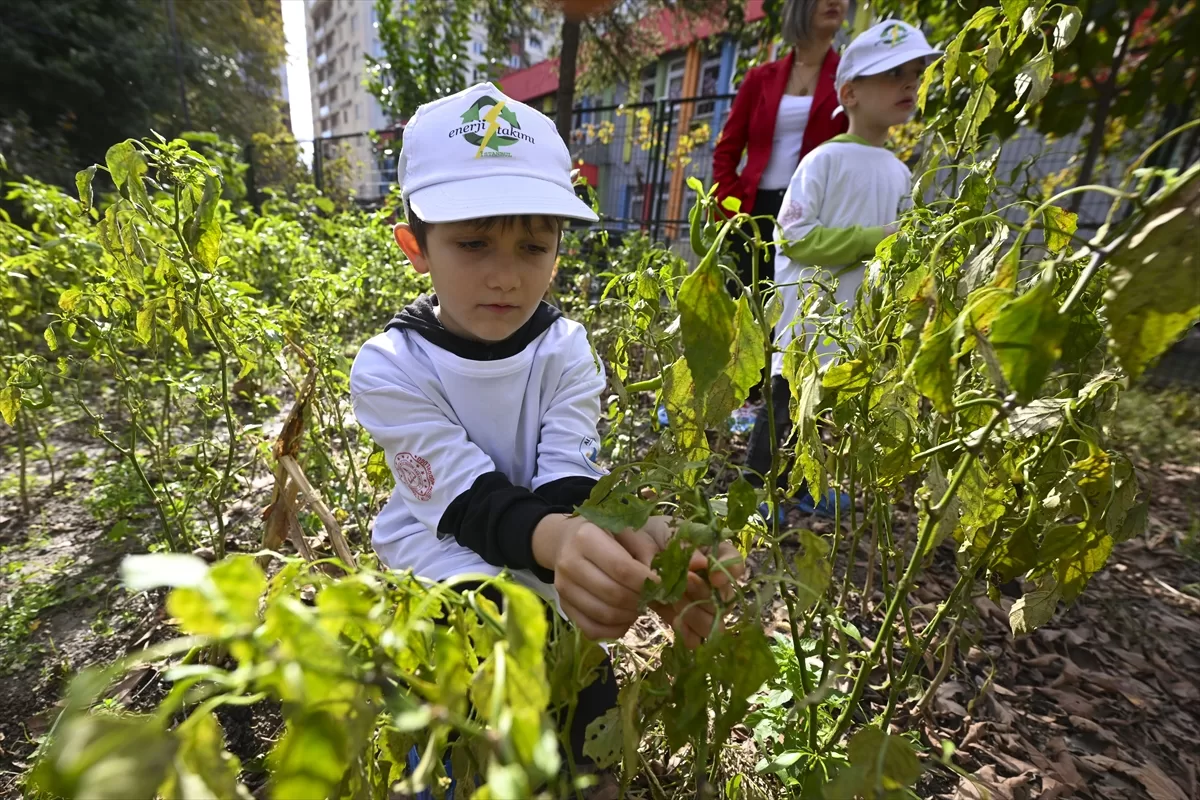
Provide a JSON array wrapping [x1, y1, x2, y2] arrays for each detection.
[[771, 137, 911, 374], [758, 95, 814, 191], [349, 317, 606, 603]]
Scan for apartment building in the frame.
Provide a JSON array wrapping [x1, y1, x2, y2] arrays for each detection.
[[305, 0, 554, 201]]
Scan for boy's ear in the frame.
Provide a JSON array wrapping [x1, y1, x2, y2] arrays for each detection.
[[837, 81, 856, 110], [394, 223, 429, 275]]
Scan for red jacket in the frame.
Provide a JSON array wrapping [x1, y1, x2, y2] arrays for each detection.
[[712, 47, 847, 213]]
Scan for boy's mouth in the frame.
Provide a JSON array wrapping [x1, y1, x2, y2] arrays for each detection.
[[896, 97, 915, 109], [479, 303, 519, 314]]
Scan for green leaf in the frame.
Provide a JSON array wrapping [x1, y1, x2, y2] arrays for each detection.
[[821, 358, 870, 397], [269, 712, 349, 800], [59, 287, 83, 312], [208, 556, 267, 626], [44, 326, 57, 352], [583, 708, 621, 768], [726, 477, 758, 532], [987, 272, 1068, 403], [1015, 50, 1054, 109], [105, 141, 147, 191], [917, 58, 938, 113], [1000, 0, 1029, 31], [907, 323, 957, 416], [135, 303, 156, 344], [793, 530, 831, 613], [957, 461, 1007, 541], [1009, 578, 1061, 635], [29, 713, 177, 800], [824, 726, 923, 800], [686, 175, 703, 192], [728, 295, 766, 404], [1053, 6, 1082, 50], [313, 196, 336, 214], [645, 537, 694, 604], [955, 85, 997, 150], [678, 252, 736, 394], [721, 196, 741, 213], [76, 166, 97, 213], [121, 553, 209, 592], [366, 445, 395, 491], [1103, 165, 1200, 379], [0, 386, 19, 426], [578, 486, 653, 533], [159, 713, 245, 800]]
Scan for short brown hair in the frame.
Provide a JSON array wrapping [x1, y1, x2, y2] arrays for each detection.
[[405, 203, 565, 255]]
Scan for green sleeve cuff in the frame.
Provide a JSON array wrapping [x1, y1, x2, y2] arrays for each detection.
[[782, 225, 887, 266]]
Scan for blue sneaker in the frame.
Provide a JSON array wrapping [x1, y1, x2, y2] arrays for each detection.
[[728, 402, 759, 435], [406, 746, 455, 800], [657, 404, 669, 426], [795, 488, 852, 519], [758, 501, 786, 525]]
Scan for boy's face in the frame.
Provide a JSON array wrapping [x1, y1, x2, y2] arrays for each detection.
[[395, 217, 560, 343], [842, 57, 925, 128]]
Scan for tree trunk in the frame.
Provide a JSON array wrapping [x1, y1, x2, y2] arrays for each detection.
[[555, 17, 581, 143], [1069, 12, 1137, 214]]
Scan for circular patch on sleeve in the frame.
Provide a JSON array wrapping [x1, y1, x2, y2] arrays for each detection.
[[394, 452, 435, 501], [579, 436, 604, 475]]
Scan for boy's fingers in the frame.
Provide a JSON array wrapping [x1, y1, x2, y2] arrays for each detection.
[[614, 528, 657, 567], [559, 597, 629, 641], [562, 556, 642, 611], [582, 528, 659, 593], [560, 585, 639, 628]]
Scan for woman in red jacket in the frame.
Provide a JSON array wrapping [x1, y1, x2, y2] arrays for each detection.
[[713, 0, 849, 297]]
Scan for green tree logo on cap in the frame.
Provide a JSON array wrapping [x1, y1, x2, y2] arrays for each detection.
[[460, 96, 525, 157], [879, 22, 910, 47]]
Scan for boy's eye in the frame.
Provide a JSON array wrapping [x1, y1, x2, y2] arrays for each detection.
[[525, 243, 551, 254], [456, 240, 487, 251], [885, 67, 903, 78]]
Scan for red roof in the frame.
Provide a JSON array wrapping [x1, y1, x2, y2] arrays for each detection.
[[499, 0, 765, 102]]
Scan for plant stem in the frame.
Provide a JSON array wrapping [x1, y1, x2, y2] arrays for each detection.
[[822, 408, 1005, 750]]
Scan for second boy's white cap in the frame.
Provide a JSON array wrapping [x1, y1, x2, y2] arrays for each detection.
[[398, 82, 599, 224], [835, 21, 942, 91]]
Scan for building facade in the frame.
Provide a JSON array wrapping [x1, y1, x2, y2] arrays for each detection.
[[304, 0, 555, 200]]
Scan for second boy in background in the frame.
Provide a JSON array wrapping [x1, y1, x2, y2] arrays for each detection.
[[743, 20, 941, 516]]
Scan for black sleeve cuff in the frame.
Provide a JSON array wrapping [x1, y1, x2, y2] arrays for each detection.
[[438, 471, 565, 583], [534, 476, 599, 510]]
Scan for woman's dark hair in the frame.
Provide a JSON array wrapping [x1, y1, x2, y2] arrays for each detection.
[[405, 202, 564, 255], [781, 0, 820, 45]]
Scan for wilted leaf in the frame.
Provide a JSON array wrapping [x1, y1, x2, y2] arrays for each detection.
[[824, 726, 922, 799], [1104, 165, 1200, 379], [1009, 578, 1061, 635], [1009, 398, 1067, 438], [76, 166, 97, 213], [678, 253, 736, 393], [988, 272, 1068, 402], [729, 295, 766, 404], [908, 323, 957, 416], [1053, 6, 1082, 50], [1042, 206, 1078, 254]]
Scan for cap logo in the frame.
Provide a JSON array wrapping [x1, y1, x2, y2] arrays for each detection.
[[447, 95, 535, 158], [879, 22, 910, 47]]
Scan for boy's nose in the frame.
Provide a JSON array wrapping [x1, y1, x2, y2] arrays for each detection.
[[485, 260, 521, 291]]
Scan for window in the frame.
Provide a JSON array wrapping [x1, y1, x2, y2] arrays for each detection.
[[350, 13, 356, 32], [473, 66, 487, 81], [355, 103, 360, 120], [639, 65, 656, 103], [528, 35, 542, 49], [473, 11, 484, 22], [694, 56, 722, 119], [509, 54, 521, 68], [473, 41, 484, 55], [665, 57, 685, 100], [343, 109, 348, 123]]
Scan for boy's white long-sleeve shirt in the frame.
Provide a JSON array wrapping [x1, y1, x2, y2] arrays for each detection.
[[771, 134, 911, 374], [349, 297, 606, 603]]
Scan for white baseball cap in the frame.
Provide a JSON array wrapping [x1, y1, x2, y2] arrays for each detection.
[[398, 82, 598, 224], [835, 21, 942, 91]]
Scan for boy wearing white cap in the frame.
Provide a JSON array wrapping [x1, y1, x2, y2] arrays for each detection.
[[350, 83, 740, 768], [745, 21, 940, 516]]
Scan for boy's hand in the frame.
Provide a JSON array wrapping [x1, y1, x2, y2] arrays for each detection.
[[532, 514, 660, 641], [883, 222, 900, 237], [619, 516, 746, 649]]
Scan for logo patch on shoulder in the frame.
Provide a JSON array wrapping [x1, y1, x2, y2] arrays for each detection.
[[395, 452, 435, 501], [579, 436, 604, 475]]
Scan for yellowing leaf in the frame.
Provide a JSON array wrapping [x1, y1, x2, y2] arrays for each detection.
[[1043, 206, 1078, 254], [58, 287, 83, 312], [987, 272, 1068, 403], [1009, 578, 1061, 635], [0, 386, 20, 426], [105, 141, 147, 191], [907, 323, 957, 416], [43, 326, 57, 352], [1103, 165, 1200, 379]]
